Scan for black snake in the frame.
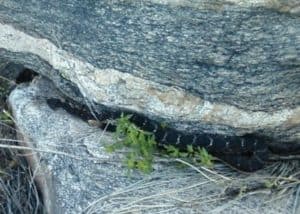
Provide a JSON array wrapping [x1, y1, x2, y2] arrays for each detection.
[[46, 98, 273, 172], [116, 113, 269, 172]]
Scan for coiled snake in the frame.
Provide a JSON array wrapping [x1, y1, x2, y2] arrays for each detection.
[[47, 98, 271, 172]]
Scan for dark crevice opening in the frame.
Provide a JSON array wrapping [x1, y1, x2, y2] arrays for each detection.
[[15, 68, 39, 84]]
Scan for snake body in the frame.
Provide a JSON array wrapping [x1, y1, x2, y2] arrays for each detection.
[[46, 98, 269, 172], [126, 114, 269, 172]]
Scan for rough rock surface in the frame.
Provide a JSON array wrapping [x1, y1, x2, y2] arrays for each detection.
[[0, 60, 25, 81], [1, 1, 300, 213], [8, 77, 298, 214], [0, 0, 299, 143]]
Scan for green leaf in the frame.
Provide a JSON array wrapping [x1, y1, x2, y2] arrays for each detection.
[[137, 160, 152, 173], [105, 144, 116, 153], [196, 147, 214, 168], [187, 145, 194, 153], [179, 152, 188, 158], [125, 158, 136, 169]]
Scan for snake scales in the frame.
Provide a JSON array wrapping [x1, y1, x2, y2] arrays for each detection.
[[117, 113, 269, 172], [47, 98, 272, 172]]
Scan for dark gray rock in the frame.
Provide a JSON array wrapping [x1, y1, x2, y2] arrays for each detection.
[[8, 77, 141, 213], [8, 76, 298, 214], [0, 1, 299, 140], [0, 60, 25, 81]]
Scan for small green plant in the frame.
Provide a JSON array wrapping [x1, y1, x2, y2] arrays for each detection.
[[106, 113, 214, 173], [195, 147, 214, 168], [105, 113, 157, 173], [164, 145, 187, 158], [164, 144, 214, 168]]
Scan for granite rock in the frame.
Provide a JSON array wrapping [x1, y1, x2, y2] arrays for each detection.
[[8, 77, 298, 214], [1, 1, 300, 213], [0, 1, 299, 141]]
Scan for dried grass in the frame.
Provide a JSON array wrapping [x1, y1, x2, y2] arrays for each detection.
[[0, 123, 44, 214]]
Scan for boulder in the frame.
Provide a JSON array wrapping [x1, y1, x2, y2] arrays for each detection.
[[8, 76, 297, 214], [0, 0, 299, 143]]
